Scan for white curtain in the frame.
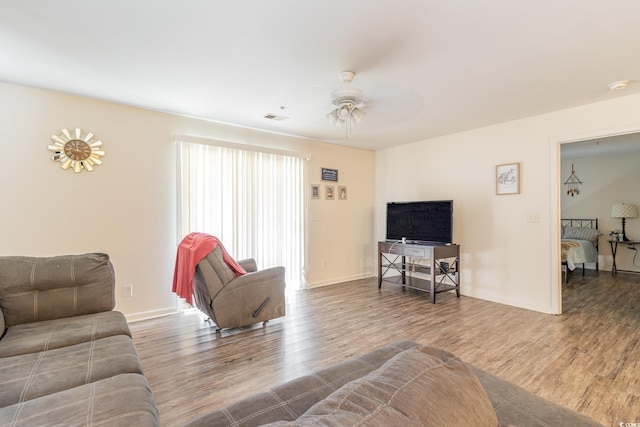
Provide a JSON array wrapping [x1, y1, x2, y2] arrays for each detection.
[[177, 139, 307, 290]]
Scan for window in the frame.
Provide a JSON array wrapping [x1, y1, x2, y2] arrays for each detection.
[[177, 136, 307, 290]]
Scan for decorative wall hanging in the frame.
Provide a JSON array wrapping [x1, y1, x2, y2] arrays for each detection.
[[48, 128, 105, 173], [321, 167, 338, 181], [325, 185, 335, 200], [496, 163, 520, 195], [563, 164, 582, 197], [338, 186, 347, 200], [311, 184, 320, 199]]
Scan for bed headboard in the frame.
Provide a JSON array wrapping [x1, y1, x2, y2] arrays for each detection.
[[561, 218, 599, 252], [561, 218, 598, 229]]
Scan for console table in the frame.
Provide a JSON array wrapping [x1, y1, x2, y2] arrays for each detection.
[[378, 241, 460, 303], [608, 239, 640, 275]]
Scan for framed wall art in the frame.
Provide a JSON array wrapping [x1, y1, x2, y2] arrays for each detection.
[[496, 162, 520, 195], [321, 167, 338, 182], [311, 184, 320, 199], [338, 186, 347, 200], [325, 185, 335, 200]]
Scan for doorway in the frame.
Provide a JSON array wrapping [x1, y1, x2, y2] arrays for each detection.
[[558, 132, 640, 311]]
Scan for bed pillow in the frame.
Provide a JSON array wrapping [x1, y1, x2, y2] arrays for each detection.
[[563, 226, 601, 245]]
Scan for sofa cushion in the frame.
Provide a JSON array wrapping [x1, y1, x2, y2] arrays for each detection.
[[0, 253, 115, 326], [184, 340, 421, 427], [0, 334, 143, 406], [0, 373, 158, 427], [470, 365, 604, 427], [264, 346, 498, 427], [0, 311, 131, 358]]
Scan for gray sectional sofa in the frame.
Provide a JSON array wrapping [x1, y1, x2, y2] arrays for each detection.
[[186, 340, 603, 427], [0, 253, 159, 426]]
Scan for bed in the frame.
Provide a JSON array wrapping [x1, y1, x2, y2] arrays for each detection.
[[561, 218, 601, 283]]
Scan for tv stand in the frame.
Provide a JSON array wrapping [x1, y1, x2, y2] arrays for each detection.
[[378, 241, 460, 303]]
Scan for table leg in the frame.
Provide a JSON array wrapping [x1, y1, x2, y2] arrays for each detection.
[[378, 251, 382, 288], [430, 257, 436, 304], [455, 257, 460, 297]]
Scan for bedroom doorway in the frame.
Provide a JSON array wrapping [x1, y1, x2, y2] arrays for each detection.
[[559, 132, 640, 310]]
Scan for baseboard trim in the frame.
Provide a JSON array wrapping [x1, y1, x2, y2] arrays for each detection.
[[307, 273, 373, 289], [460, 286, 552, 314], [125, 307, 177, 322]]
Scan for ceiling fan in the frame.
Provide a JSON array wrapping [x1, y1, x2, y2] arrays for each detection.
[[326, 71, 368, 138]]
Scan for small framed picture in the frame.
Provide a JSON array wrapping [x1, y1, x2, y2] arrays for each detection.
[[338, 186, 347, 200], [311, 184, 320, 199], [325, 185, 335, 200], [496, 163, 520, 195]]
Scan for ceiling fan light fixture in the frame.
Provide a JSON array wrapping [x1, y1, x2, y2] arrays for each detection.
[[326, 109, 339, 124], [326, 71, 368, 139], [608, 80, 630, 91], [351, 107, 366, 123], [338, 105, 351, 119], [331, 87, 364, 106]]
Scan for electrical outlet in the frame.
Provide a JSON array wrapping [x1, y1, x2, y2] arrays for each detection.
[[527, 212, 540, 223], [123, 284, 133, 297], [321, 260, 327, 269]]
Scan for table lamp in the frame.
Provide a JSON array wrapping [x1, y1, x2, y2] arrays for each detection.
[[611, 203, 638, 241]]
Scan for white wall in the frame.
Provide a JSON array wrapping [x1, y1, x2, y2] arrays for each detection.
[[376, 93, 640, 314], [307, 152, 376, 287], [0, 83, 375, 320], [5, 81, 640, 318], [561, 149, 640, 272]]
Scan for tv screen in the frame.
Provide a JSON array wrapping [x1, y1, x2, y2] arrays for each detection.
[[386, 200, 453, 243]]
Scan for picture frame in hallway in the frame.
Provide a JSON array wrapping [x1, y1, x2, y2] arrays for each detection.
[[496, 162, 520, 195]]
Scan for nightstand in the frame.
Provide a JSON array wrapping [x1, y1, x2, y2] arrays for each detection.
[[608, 239, 640, 275]]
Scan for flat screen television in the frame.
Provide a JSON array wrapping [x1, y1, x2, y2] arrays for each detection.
[[386, 200, 453, 244]]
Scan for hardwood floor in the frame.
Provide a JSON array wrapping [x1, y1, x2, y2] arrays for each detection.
[[130, 271, 640, 426]]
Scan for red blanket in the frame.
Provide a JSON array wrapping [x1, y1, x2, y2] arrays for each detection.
[[172, 233, 247, 304]]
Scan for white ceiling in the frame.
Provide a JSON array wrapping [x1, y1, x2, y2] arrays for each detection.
[[2, 1, 640, 150]]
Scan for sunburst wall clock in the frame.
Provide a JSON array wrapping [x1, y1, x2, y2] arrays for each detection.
[[48, 128, 105, 173]]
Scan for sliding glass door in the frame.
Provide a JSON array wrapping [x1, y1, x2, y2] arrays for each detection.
[[177, 138, 307, 291]]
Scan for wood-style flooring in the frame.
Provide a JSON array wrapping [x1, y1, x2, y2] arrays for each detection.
[[130, 270, 640, 427]]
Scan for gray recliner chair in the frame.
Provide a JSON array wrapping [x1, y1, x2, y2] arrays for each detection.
[[191, 246, 286, 330]]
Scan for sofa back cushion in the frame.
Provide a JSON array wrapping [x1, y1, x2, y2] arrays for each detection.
[[0, 253, 115, 326], [185, 341, 498, 427], [184, 341, 421, 427], [264, 346, 498, 427]]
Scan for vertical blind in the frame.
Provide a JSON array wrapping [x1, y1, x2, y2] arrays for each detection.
[[177, 138, 307, 290]]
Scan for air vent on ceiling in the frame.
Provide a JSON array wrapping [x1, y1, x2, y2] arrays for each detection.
[[263, 113, 289, 121]]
